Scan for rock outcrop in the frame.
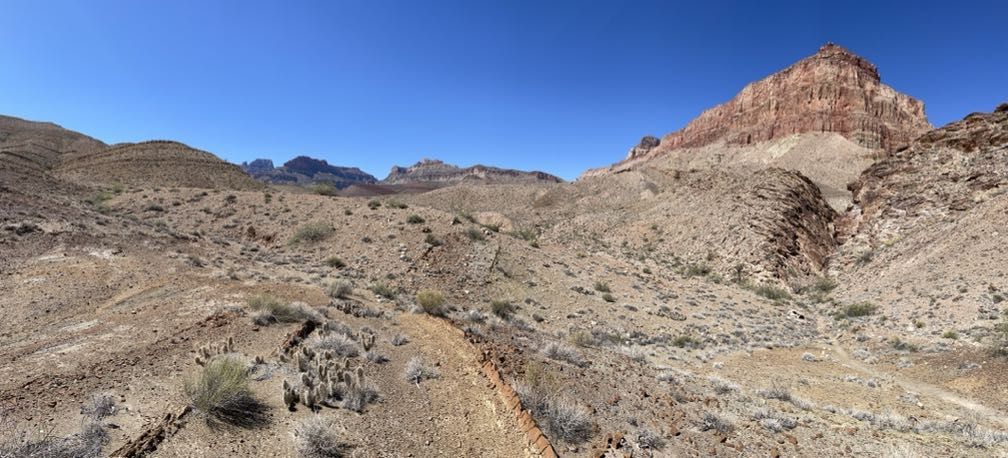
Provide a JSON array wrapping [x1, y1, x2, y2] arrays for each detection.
[[593, 43, 930, 174], [383, 159, 562, 185], [1, 115, 106, 172], [840, 103, 1008, 243], [242, 156, 377, 188]]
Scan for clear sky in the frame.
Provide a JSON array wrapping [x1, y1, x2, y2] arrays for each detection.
[[2, 1, 1005, 180]]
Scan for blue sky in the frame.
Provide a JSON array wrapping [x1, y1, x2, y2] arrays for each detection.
[[2, 1, 1005, 180]]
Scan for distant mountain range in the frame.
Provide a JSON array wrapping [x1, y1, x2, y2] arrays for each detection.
[[241, 156, 563, 192]]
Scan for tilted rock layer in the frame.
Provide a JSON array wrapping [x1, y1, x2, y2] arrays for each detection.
[[617, 43, 931, 166], [841, 103, 1008, 242]]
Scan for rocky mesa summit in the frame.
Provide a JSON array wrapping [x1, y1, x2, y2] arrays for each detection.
[[584, 43, 931, 178]]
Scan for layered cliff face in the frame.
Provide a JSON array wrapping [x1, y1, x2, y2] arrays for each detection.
[[242, 156, 378, 188], [383, 159, 563, 185], [635, 44, 929, 161]]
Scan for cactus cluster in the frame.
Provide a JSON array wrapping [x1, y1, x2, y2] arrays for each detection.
[[194, 336, 235, 366], [281, 338, 376, 412]]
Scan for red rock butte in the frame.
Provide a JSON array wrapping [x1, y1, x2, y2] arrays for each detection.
[[624, 43, 932, 163]]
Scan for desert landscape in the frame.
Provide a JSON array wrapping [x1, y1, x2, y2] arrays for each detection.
[[2, 33, 1008, 458]]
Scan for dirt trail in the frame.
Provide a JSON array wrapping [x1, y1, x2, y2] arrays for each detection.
[[392, 313, 531, 457], [826, 342, 1008, 428]]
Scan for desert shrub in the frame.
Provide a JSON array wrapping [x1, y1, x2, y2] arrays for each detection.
[[813, 275, 838, 293], [415, 289, 446, 316], [247, 296, 318, 324], [708, 376, 738, 395], [672, 335, 701, 349], [309, 334, 359, 358], [309, 182, 339, 196], [510, 227, 537, 242], [324, 257, 346, 268], [753, 284, 791, 301], [406, 214, 425, 224], [593, 281, 611, 293], [757, 386, 814, 410], [391, 334, 409, 346], [184, 357, 268, 428], [424, 234, 442, 246], [836, 302, 877, 319], [367, 200, 381, 209], [464, 309, 487, 323], [801, 352, 818, 362], [80, 393, 116, 421], [0, 422, 107, 458], [753, 409, 797, 432], [890, 337, 919, 352], [514, 382, 593, 444], [636, 428, 665, 450], [568, 330, 596, 347], [289, 222, 333, 245], [684, 263, 712, 277], [292, 416, 347, 458], [386, 200, 408, 209], [943, 330, 959, 340], [542, 342, 586, 367], [490, 299, 515, 319], [369, 283, 398, 300], [144, 203, 165, 212], [326, 280, 353, 299], [403, 357, 438, 384], [991, 310, 1008, 356], [365, 351, 388, 364], [465, 227, 486, 241], [699, 412, 733, 433], [601, 293, 616, 303]]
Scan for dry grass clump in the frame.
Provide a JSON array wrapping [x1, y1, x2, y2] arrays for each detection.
[[699, 412, 733, 433], [403, 357, 439, 385], [514, 363, 594, 445], [1, 392, 116, 458], [757, 386, 815, 410], [542, 342, 586, 367], [752, 409, 797, 432], [248, 296, 319, 324], [835, 302, 878, 319], [184, 357, 268, 428], [310, 334, 360, 358], [326, 280, 353, 299], [289, 221, 333, 245], [324, 256, 346, 269], [415, 289, 446, 316], [490, 299, 515, 319], [292, 416, 348, 458], [752, 284, 791, 301], [465, 227, 485, 241], [391, 334, 409, 346], [369, 283, 398, 300]]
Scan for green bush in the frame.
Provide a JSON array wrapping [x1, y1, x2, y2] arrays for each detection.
[[753, 284, 791, 301], [465, 227, 485, 241], [184, 357, 267, 428], [837, 302, 877, 318], [369, 283, 398, 300], [386, 200, 408, 209], [491, 299, 516, 319], [289, 221, 333, 245], [247, 295, 317, 323], [324, 256, 346, 268], [415, 289, 446, 316], [309, 182, 338, 196]]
